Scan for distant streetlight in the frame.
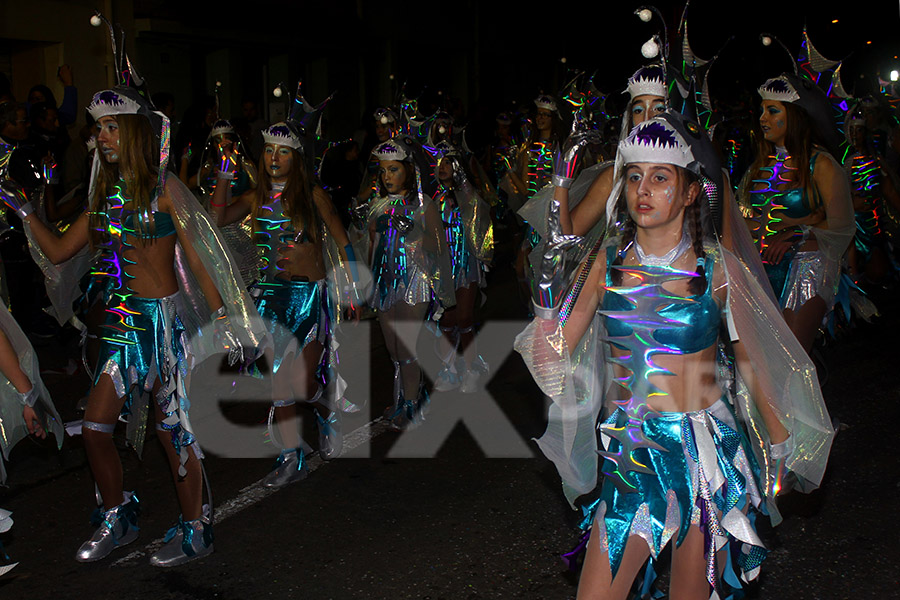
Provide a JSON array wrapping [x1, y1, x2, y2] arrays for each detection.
[[891, 70, 899, 82], [831, 19, 839, 24]]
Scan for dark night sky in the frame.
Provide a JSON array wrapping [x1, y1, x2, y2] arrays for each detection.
[[128, 0, 900, 136]]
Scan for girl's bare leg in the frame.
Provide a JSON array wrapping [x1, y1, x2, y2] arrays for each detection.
[[380, 302, 428, 401], [152, 383, 202, 521], [455, 284, 478, 368], [782, 295, 827, 355], [669, 526, 710, 600], [577, 529, 651, 600], [82, 374, 127, 508]]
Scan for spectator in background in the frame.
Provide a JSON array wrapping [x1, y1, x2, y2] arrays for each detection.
[[27, 64, 77, 127], [241, 98, 266, 162]]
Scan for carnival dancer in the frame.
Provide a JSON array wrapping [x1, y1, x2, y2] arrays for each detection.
[[196, 97, 260, 287], [0, 290, 63, 574], [10, 20, 266, 564], [430, 142, 493, 393], [516, 112, 833, 598], [212, 119, 358, 486], [844, 105, 900, 285], [521, 64, 668, 244], [739, 74, 854, 352], [505, 94, 563, 211], [366, 135, 454, 429]]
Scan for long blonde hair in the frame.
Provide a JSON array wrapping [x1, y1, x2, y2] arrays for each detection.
[[88, 114, 159, 246]]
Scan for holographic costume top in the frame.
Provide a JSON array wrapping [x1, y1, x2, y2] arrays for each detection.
[[434, 187, 491, 290], [601, 247, 719, 356], [597, 247, 720, 490], [91, 180, 176, 301], [520, 139, 556, 199], [369, 193, 435, 310], [744, 152, 820, 252], [847, 152, 887, 256], [743, 152, 822, 299], [253, 181, 319, 283]]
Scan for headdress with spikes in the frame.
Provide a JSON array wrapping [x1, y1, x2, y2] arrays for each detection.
[[757, 31, 847, 160], [86, 11, 171, 207]]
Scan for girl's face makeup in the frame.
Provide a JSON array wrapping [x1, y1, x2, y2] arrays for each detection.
[[624, 163, 694, 231], [264, 144, 293, 180], [379, 160, 407, 194], [97, 116, 120, 163], [437, 158, 454, 183], [760, 100, 788, 147], [630, 95, 666, 126]]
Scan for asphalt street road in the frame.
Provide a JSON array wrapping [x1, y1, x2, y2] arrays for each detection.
[[0, 242, 897, 600]]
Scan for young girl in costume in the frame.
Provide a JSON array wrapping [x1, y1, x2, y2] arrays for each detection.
[[14, 81, 264, 566], [367, 135, 454, 429], [213, 120, 358, 487], [517, 112, 833, 598], [739, 74, 854, 352], [431, 141, 493, 393]]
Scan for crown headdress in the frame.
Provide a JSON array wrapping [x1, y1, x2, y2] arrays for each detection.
[[626, 64, 667, 100], [758, 76, 801, 104], [262, 122, 303, 151], [618, 118, 694, 168]]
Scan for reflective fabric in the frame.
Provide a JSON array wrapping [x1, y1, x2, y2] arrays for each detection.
[[93, 293, 194, 465], [252, 279, 324, 373], [0, 299, 62, 483], [779, 251, 826, 311], [601, 247, 719, 355], [596, 400, 767, 594], [435, 190, 487, 290], [369, 194, 437, 310]]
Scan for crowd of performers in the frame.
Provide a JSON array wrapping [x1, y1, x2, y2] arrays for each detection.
[[0, 5, 897, 598]]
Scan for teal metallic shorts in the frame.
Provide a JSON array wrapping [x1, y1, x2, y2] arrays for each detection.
[[251, 279, 325, 373], [93, 292, 195, 457], [592, 399, 767, 595]]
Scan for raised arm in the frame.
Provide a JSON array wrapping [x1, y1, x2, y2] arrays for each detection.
[[210, 143, 254, 226], [568, 167, 613, 237]]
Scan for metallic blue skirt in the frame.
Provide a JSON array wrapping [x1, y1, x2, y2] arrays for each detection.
[[591, 400, 767, 596], [93, 293, 194, 464], [252, 279, 324, 373]]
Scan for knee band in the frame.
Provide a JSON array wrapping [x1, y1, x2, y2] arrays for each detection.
[[83, 420, 116, 434]]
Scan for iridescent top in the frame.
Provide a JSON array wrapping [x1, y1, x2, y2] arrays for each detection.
[[254, 182, 319, 282], [601, 248, 719, 356], [91, 181, 176, 302], [744, 152, 821, 253]]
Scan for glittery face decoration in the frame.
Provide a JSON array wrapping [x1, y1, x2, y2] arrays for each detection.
[[97, 116, 121, 163], [379, 160, 407, 194], [264, 144, 293, 180], [759, 101, 787, 147], [630, 95, 667, 126], [625, 164, 689, 230]]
